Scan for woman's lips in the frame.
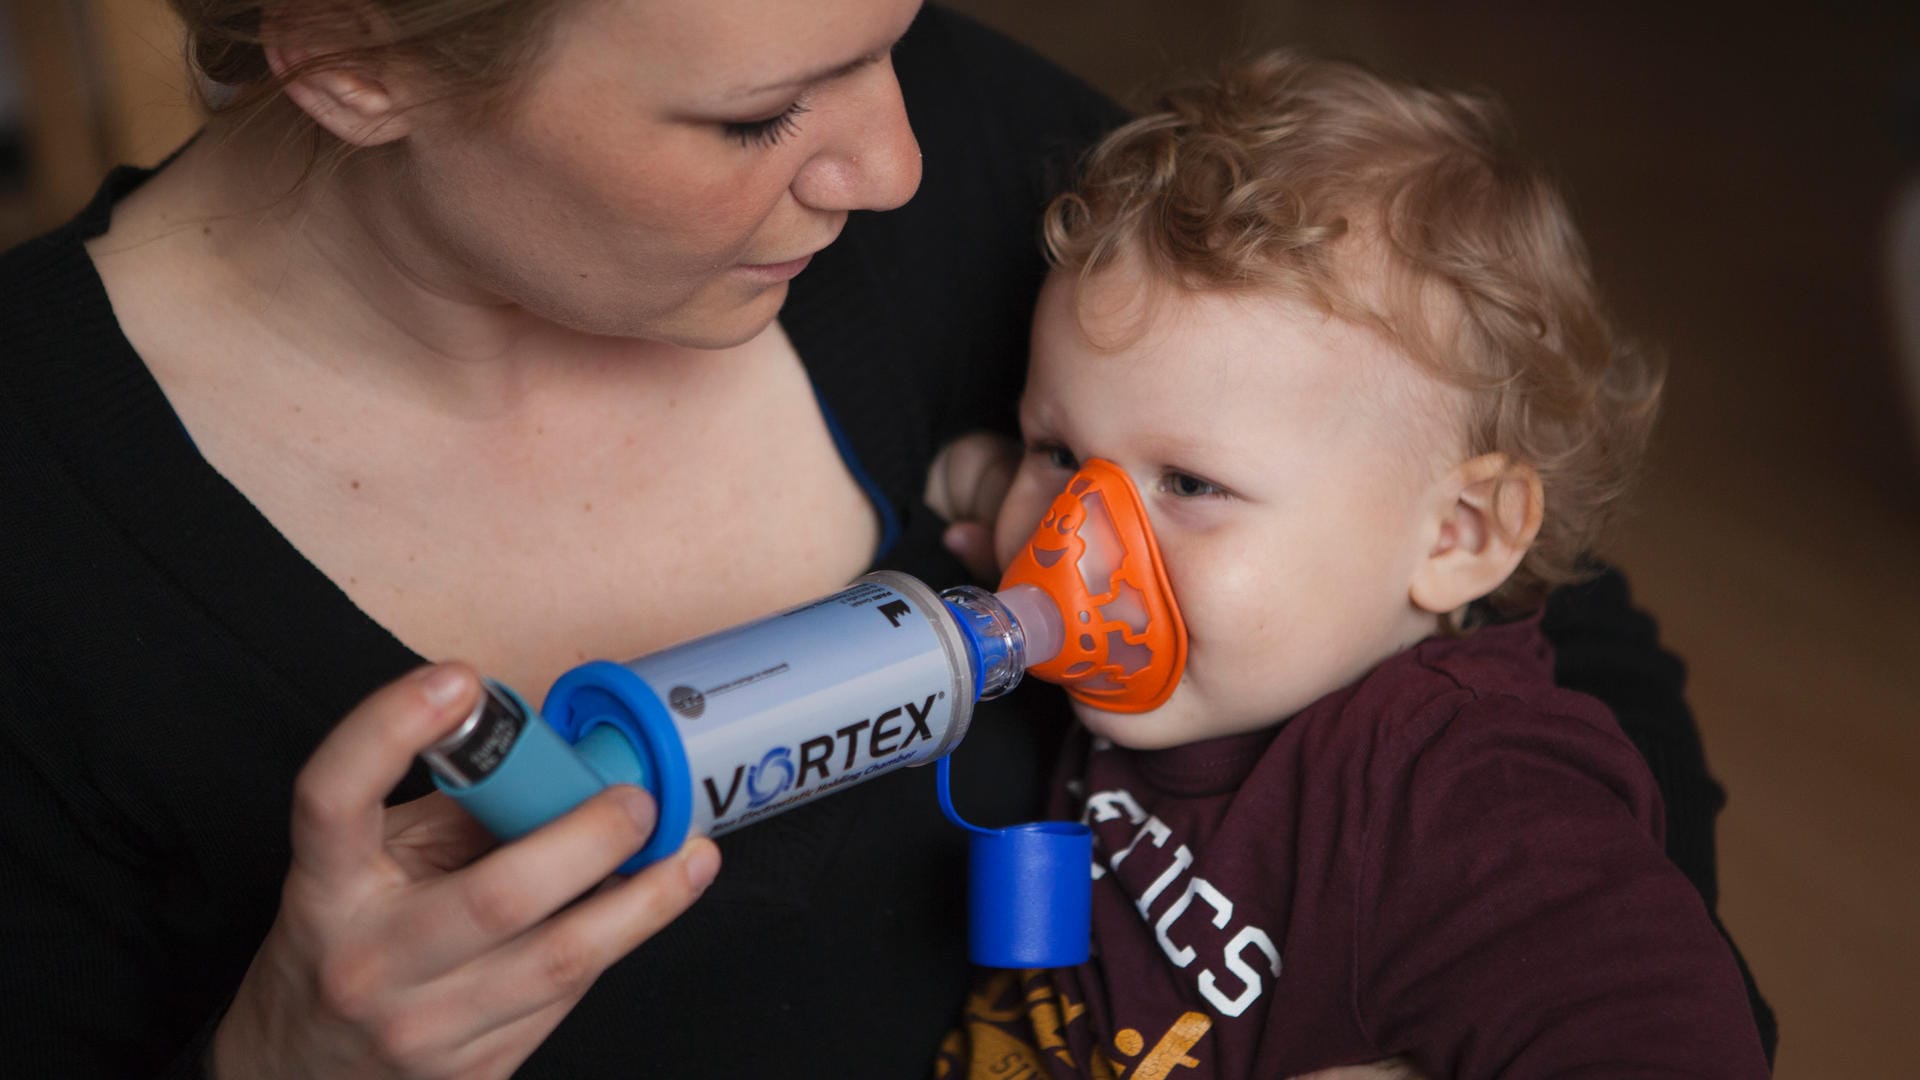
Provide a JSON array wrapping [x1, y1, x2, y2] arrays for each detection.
[[735, 252, 815, 283]]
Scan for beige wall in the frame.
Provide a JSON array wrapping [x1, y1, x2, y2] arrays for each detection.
[[3, 0, 195, 238]]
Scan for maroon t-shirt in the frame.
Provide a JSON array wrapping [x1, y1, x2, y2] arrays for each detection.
[[938, 616, 1769, 1079]]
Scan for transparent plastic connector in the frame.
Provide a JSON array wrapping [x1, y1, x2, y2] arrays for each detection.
[[940, 583, 1066, 700]]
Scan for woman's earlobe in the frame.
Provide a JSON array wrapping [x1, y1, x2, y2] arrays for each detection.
[[1408, 454, 1543, 615], [267, 44, 410, 147]]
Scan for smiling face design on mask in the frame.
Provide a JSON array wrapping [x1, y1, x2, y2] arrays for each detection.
[[998, 457, 1188, 713]]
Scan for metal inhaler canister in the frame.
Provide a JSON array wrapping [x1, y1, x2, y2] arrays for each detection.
[[428, 571, 1024, 873], [422, 679, 639, 845]]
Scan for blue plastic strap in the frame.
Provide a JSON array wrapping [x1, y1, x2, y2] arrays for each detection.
[[936, 755, 993, 835]]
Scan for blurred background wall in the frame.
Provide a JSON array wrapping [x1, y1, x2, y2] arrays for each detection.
[[2, 1, 1915, 1075], [0, 0, 196, 235]]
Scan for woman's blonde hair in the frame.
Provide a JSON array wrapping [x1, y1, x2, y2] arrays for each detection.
[[169, 0, 568, 123], [1045, 49, 1662, 613]]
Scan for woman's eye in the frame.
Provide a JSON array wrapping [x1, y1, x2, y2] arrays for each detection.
[[724, 100, 810, 148], [1162, 471, 1223, 498]]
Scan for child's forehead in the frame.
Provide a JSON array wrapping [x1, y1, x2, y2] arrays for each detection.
[[1037, 260, 1468, 459], [1047, 260, 1365, 371]]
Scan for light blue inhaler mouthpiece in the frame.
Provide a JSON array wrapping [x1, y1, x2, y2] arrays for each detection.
[[425, 677, 678, 876]]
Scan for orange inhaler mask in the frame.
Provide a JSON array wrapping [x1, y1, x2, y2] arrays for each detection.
[[998, 459, 1188, 713]]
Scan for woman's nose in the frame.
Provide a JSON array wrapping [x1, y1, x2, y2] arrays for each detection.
[[792, 60, 922, 213]]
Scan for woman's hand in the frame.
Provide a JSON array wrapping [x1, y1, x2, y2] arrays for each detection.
[[209, 663, 720, 1080], [925, 430, 1022, 582]]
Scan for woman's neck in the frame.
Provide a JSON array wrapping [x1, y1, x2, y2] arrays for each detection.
[[102, 110, 688, 417]]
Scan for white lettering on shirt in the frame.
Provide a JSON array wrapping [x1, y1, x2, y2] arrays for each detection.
[[1083, 786, 1285, 1024], [1201, 925, 1283, 1017], [1135, 837, 1191, 918], [1083, 789, 1150, 881]]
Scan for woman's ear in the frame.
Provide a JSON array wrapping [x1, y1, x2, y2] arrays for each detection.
[[1408, 453, 1544, 617], [264, 16, 412, 148]]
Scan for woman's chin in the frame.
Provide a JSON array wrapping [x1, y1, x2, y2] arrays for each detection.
[[616, 280, 789, 350]]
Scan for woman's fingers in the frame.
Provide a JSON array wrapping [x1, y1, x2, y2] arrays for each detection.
[[449, 837, 722, 1034], [290, 664, 480, 883], [362, 836, 724, 1074], [215, 668, 720, 1079], [424, 992, 586, 1080], [384, 791, 500, 877], [385, 785, 664, 983]]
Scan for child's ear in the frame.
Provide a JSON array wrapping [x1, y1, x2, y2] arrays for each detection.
[[265, 18, 414, 148], [1408, 453, 1544, 617]]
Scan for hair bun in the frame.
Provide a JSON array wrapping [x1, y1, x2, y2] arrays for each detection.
[[174, 3, 268, 86], [191, 33, 268, 86]]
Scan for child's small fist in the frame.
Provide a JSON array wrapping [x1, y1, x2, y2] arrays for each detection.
[[925, 431, 1022, 582]]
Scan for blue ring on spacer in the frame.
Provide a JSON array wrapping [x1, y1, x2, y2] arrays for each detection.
[[543, 660, 693, 874], [942, 599, 990, 704]]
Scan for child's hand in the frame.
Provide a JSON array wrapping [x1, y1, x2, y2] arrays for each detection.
[[924, 430, 1021, 582]]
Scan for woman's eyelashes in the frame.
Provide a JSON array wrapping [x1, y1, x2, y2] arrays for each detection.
[[724, 99, 810, 148], [721, 36, 906, 150]]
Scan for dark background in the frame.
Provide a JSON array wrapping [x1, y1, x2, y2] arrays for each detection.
[[4, 2, 1915, 1074]]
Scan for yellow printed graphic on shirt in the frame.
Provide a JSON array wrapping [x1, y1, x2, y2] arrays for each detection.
[[935, 969, 1213, 1080]]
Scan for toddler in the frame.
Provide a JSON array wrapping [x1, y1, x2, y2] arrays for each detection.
[[929, 50, 1769, 1079]]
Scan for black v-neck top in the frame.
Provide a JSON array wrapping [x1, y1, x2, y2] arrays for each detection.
[[0, 7, 1770, 1074], [0, 10, 1119, 1076]]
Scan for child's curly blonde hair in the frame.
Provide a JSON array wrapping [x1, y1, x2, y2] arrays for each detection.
[[1043, 49, 1662, 614]]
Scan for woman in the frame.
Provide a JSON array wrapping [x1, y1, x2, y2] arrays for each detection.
[[0, 1, 1769, 1076]]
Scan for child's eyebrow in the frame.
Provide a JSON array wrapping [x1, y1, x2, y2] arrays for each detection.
[[1139, 431, 1219, 458], [1119, 426, 1233, 465], [1016, 396, 1061, 434]]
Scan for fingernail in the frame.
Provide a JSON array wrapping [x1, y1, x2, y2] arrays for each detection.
[[682, 842, 720, 893], [419, 665, 468, 708], [614, 786, 655, 832]]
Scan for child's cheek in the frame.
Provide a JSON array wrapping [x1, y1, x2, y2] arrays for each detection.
[[1161, 536, 1273, 669]]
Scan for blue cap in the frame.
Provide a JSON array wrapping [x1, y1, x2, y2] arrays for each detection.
[[936, 757, 1091, 968], [966, 821, 1092, 968]]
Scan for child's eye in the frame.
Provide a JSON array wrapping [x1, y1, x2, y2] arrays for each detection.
[[1161, 471, 1225, 499], [1028, 442, 1079, 472], [724, 100, 810, 148]]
